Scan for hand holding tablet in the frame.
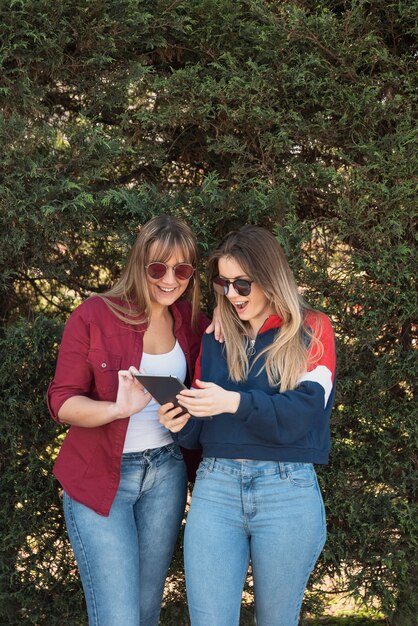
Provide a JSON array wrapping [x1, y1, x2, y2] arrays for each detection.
[[134, 374, 212, 420]]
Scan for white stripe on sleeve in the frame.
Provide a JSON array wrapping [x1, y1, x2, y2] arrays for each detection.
[[298, 365, 333, 407]]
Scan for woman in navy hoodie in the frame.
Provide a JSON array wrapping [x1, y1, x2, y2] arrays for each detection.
[[159, 225, 336, 626]]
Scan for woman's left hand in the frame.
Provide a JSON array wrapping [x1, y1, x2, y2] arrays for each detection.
[[176, 379, 240, 418], [158, 402, 190, 432]]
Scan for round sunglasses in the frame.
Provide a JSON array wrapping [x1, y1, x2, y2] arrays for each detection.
[[212, 276, 254, 297], [145, 262, 195, 281]]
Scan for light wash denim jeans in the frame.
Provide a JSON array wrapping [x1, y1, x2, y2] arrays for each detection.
[[184, 458, 326, 626], [63, 443, 187, 626]]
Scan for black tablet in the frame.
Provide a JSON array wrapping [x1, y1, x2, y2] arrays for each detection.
[[134, 374, 212, 420]]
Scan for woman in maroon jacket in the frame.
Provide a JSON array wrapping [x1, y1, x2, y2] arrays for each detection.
[[47, 215, 209, 626]]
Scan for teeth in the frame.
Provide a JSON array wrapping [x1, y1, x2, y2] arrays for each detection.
[[159, 287, 175, 292]]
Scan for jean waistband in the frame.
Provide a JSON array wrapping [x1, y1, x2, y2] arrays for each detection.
[[202, 457, 314, 478], [122, 442, 178, 461]]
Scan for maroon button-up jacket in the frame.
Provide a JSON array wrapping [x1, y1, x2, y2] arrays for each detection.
[[47, 296, 209, 516]]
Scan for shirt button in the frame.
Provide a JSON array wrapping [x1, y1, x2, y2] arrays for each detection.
[[101, 362, 107, 368]]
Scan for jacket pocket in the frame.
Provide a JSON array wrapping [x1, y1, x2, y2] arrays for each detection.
[[87, 349, 121, 393]]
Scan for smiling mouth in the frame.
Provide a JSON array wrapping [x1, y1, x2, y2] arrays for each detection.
[[233, 301, 248, 311], [157, 286, 177, 293]]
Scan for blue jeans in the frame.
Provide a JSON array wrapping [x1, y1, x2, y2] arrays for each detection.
[[63, 443, 187, 626], [184, 458, 326, 626]]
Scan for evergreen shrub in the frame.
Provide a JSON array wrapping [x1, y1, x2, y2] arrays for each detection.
[[0, 1, 416, 624]]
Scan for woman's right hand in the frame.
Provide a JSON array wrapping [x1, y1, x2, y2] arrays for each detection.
[[158, 403, 190, 432], [114, 366, 152, 419], [57, 365, 151, 427]]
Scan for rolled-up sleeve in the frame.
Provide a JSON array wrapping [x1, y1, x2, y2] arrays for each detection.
[[46, 308, 92, 422]]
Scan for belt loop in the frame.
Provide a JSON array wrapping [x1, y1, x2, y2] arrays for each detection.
[[278, 462, 286, 479], [207, 457, 216, 472]]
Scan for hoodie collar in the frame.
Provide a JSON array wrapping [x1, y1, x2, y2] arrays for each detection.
[[258, 314, 284, 334]]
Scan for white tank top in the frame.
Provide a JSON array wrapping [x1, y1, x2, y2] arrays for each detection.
[[123, 340, 187, 453]]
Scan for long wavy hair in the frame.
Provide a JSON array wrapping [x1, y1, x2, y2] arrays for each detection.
[[207, 225, 322, 391], [96, 215, 201, 328]]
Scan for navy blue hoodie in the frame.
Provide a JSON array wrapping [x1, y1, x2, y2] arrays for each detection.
[[175, 312, 336, 464]]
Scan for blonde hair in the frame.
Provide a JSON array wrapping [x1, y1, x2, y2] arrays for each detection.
[[207, 226, 322, 391], [95, 215, 201, 328]]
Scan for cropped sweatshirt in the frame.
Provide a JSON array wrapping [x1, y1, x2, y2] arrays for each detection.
[[175, 311, 336, 464]]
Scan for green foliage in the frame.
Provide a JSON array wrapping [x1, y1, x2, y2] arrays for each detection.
[[305, 620, 385, 626], [0, 317, 84, 624], [0, 0, 416, 624]]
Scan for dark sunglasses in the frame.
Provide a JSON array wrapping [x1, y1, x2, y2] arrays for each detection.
[[145, 262, 195, 281], [212, 276, 254, 297]]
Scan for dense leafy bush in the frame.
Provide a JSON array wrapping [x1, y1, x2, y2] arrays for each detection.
[[1, 1, 416, 624]]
